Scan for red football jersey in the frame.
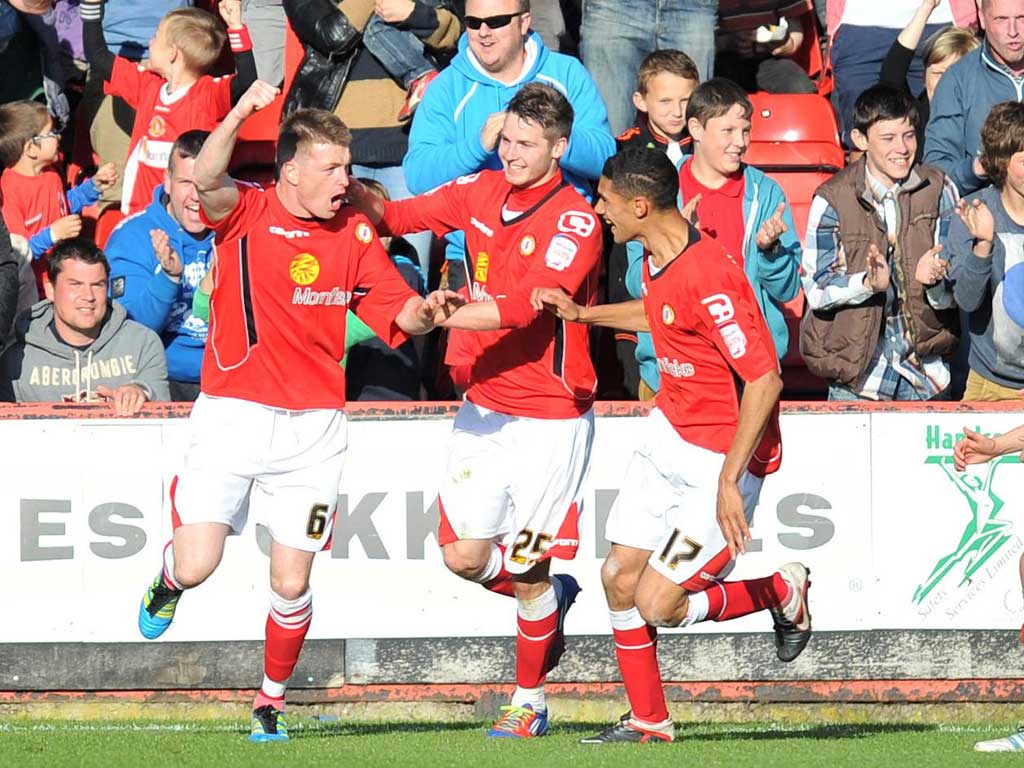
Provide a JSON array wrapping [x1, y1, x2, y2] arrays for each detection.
[[379, 170, 601, 419], [107, 57, 233, 215], [642, 227, 782, 476], [201, 183, 418, 410], [1, 168, 69, 293]]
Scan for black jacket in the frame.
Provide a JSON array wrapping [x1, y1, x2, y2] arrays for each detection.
[[283, 0, 363, 116]]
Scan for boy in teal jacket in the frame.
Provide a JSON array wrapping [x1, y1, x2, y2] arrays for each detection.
[[626, 78, 801, 394]]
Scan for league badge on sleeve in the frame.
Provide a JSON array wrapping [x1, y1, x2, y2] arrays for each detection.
[[544, 234, 579, 271], [355, 222, 374, 244]]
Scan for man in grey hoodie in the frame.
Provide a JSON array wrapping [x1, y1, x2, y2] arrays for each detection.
[[0, 238, 169, 414]]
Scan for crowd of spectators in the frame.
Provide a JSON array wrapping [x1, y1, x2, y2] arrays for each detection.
[[0, 0, 1022, 409]]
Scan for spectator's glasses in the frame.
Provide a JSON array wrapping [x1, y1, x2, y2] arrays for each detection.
[[464, 12, 525, 30], [32, 130, 61, 143]]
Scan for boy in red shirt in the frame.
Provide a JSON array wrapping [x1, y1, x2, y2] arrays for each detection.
[[81, 0, 256, 214], [0, 100, 117, 296], [534, 148, 811, 744]]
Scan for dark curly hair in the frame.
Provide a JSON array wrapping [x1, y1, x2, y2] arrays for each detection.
[[980, 101, 1024, 189]]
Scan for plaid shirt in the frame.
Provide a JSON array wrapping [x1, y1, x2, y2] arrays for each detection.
[[801, 167, 959, 400]]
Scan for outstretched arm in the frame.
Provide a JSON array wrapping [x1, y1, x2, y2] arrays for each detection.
[[531, 288, 649, 332]]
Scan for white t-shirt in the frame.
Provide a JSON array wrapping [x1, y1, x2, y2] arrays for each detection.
[[840, 0, 954, 29]]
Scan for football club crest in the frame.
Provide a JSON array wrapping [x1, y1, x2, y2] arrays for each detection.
[[662, 304, 675, 325], [148, 115, 167, 138], [520, 235, 536, 256], [355, 222, 373, 244]]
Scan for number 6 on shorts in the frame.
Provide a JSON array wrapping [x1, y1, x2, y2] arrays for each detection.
[[306, 503, 329, 540]]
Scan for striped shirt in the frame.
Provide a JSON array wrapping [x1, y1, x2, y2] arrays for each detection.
[[801, 167, 959, 400]]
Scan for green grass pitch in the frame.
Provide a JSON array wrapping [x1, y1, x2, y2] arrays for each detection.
[[2, 720, 1022, 768]]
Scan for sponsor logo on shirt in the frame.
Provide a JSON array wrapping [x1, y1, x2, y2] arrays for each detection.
[[701, 293, 735, 325], [657, 357, 695, 378], [355, 222, 373, 244], [140, 138, 172, 169], [470, 216, 494, 237], [269, 226, 310, 239], [557, 210, 597, 238], [470, 281, 493, 302], [474, 252, 489, 283], [544, 233, 578, 271], [701, 293, 746, 359], [289, 253, 320, 286], [292, 287, 352, 306], [719, 322, 748, 359], [520, 235, 536, 256]]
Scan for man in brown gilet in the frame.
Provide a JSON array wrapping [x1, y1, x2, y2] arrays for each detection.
[[800, 84, 960, 401]]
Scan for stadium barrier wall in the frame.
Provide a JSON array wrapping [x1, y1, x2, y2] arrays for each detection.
[[2, 401, 1024, 703]]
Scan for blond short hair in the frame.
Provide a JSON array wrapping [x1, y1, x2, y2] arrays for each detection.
[[163, 8, 226, 73], [922, 26, 980, 69]]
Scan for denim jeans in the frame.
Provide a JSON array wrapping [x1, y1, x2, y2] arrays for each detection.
[[831, 23, 946, 148], [362, 0, 441, 89], [351, 163, 434, 286], [580, 0, 717, 136], [242, 0, 287, 86], [828, 379, 949, 402]]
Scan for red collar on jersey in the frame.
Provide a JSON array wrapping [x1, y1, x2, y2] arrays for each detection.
[[506, 170, 566, 213]]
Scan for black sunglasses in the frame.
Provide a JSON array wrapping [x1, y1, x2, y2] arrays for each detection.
[[464, 11, 525, 30]]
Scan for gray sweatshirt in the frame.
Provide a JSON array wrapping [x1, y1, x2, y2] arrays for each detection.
[[948, 185, 1024, 388], [0, 300, 170, 403]]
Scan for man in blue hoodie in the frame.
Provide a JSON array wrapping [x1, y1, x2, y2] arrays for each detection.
[[106, 129, 212, 401], [402, 0, 615, 288]]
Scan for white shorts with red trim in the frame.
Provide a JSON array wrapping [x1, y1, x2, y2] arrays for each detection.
[[438, 400, 594, 575], [171, 394, 347, 553], [605, 407, 764, 590]]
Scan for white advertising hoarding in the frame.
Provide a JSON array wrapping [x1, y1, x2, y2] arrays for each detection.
[[0, 409, 1018, 643]]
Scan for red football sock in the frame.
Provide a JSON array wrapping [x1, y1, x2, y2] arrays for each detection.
[[515, 591, 560, 688], [264, 590, 313, 686], [482, 544, 516, 597], [705, 574, 788, 622], [613, 623, 669, 724]]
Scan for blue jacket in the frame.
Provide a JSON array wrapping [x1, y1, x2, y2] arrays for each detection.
[[626, 159, 802, 390], [925, 43, 1024, 196], [403, 30, 615, 262], [105, 184, 213, 383]]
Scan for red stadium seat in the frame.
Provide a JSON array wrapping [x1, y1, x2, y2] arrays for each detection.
[[745, 92, 843, 238], [745, 93, 842, 399], [95, 207, 126, 249], [790, 11, 832, 98]]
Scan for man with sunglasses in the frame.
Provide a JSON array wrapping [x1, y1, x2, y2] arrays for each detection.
[[403, 0, 614, 295]]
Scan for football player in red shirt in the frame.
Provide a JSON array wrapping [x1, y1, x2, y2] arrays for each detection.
[[533, 147, 812, 744], [134, 80, 458, 743], [348, 83, 604, 739]]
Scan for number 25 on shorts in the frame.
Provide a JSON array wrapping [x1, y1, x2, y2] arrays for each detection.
[[510, 528, 554, 566], [306, 503, 329, 540], [658, 529, 703, 571]]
